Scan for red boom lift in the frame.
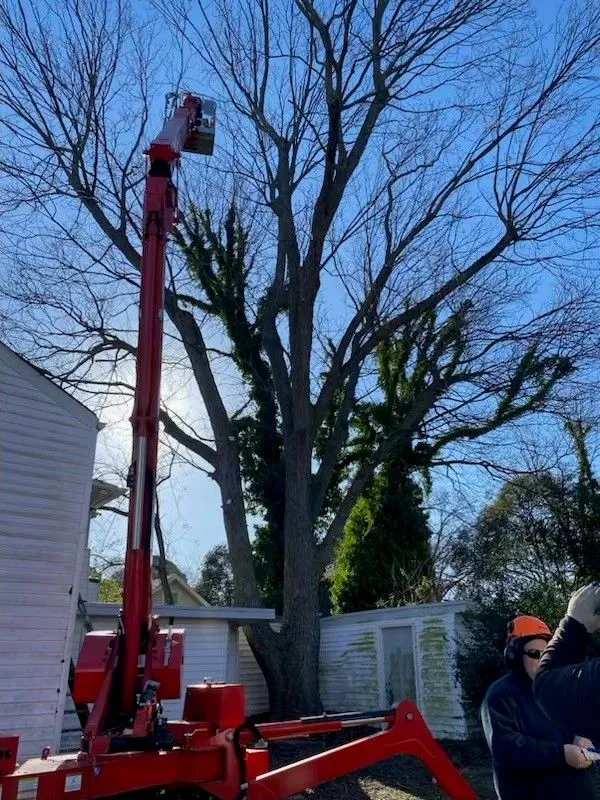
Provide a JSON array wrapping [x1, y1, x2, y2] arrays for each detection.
[[0, 94, 479, 800]]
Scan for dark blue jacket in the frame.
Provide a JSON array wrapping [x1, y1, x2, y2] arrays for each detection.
[[534, 615, 600, 742], [481, 669, 595, 800]]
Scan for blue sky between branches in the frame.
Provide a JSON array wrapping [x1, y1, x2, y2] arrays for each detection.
[[0, 0, 598, 583]]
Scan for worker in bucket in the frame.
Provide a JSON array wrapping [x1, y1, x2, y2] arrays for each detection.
[[534, 582, 600, 744], [480, 614, 596, 800]]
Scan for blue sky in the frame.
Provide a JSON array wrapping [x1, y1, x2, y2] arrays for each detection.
[[0, 0, 597, 583], [90, 0, 588, 582]]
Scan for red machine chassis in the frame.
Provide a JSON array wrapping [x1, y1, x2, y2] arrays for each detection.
[[0, 699, 478, 799]]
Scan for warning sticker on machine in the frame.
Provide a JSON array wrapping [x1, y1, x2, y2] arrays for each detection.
[[65, 774, 82, 792], [17, 777, 38, 799]]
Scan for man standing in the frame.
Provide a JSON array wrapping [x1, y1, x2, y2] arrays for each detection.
[[481, 615, 595, 799]]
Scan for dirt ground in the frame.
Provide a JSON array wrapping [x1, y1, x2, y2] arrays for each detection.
[[268, 734, 496, 800], [269, 735, 600, 800], [151, 732, 600, 799], [125, 737, 495, 800]]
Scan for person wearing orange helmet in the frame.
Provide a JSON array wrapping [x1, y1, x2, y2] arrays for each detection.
[[480, 614, 595, 799]]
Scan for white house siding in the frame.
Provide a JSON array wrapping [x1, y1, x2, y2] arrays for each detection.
[[232, 607, 470, 740], [161, 618, 231, 720], [0, 343, 98, 759], [234, 624, 382, 719], [61, 614, 87, 753], [238, 630, 269, 716], [62, 604, 468, 746]]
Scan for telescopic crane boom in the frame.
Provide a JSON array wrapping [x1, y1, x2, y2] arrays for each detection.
[[120, 92, 216, 723], [69, 93, 217, 755]]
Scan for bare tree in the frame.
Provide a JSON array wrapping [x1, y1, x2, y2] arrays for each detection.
[[1, 0, 600, 715]]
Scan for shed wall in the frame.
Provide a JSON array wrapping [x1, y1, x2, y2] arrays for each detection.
[[238, 630, 269, 716], [319, 606, 468, 739]]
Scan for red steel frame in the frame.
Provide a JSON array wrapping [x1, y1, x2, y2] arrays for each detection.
[[0, 701, 478, 800], [119, 94, 202, 717], [0, 94, 480, 800]]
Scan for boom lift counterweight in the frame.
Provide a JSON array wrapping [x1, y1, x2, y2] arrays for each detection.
[[0, 94, 478, 800]]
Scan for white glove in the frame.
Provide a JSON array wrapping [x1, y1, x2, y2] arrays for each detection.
[[567, 582, 600, 632], [574, 736, 594, 749]]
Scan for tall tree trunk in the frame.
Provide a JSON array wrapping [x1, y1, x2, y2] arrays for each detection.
[[154, 496, 174, 605], [214, 439, 293, 716], [244, 621, 286, 717], [245, 567, 321, 719], [277, 426, 323, 718], [209, 357, 323, 717], [245, 594, 321, 720], [277, 567, 321, 718], [242, 426, 323, 719]]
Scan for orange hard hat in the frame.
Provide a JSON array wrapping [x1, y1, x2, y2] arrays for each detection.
[[506, 615, 552, 644]]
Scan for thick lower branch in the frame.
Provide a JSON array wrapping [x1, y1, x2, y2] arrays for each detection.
[[159, 408, 217, 467]]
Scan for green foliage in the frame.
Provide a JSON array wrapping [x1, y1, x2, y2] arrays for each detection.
[[455, 581, 594, 726], [455, 599, 517, 722], [331, 462, 432, 612], [196, 544, 234, 606], [566, 419, 600, 578], [452, 466, 600, 602], [176, 204, 349, 614], [175, 204, 286, 611], [331, 333, 437, 613], [98, 576, 122, 603], [451, 472, 577, 601], [455, 423, 600, 719]]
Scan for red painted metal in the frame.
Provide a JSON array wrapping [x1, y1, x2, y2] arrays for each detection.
[[150, 94, 215, 160], [1, 96, 481, 799], [118, 174, 172, 713], [72, 94, 211, 748], [79, 631, 120, 753], [0, 735, 18, 776], [72, 632, 117, 704], [246, 748, 270, 782], [0, 698, 478, 799], [114, 94, 213, 718], [148, 628, 185, 699], [0, 748, 225, 800], [183, 683, 246, 727], [247, 701, 478, 800]]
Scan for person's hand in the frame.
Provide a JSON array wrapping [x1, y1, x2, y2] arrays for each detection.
[[567, 582, 600, 632], [574, 736, 594, 749], [565, 744, 592, 769]]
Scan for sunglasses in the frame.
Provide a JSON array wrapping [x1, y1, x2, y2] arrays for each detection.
[[524, 649, 544, 661]]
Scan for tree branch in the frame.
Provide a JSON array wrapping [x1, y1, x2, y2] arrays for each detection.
[[159, 408, 217, 468]]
